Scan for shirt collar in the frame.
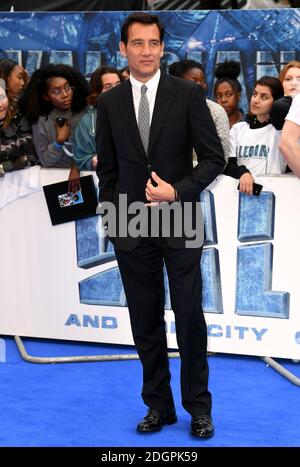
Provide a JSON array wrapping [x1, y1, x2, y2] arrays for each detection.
[[246, 113, 271, 129], [130, 69, 161, 93]]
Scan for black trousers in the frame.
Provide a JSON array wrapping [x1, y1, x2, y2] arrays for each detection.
[[115, 236, 212, 416]]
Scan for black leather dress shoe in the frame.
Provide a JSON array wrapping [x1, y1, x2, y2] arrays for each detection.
[[136, 408, 177, 433], [190, 415, 214, 438]]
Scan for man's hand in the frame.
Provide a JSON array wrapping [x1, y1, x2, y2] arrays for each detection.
[[145, 171, 176, 206]]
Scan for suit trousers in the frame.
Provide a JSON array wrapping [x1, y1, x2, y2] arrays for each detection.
[[115, 236, 212, 416]]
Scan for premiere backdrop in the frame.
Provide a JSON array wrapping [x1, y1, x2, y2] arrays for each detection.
[[0, 8, 300, 113]]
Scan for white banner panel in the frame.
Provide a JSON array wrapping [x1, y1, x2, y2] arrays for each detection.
[[0, 169, 299, 359]]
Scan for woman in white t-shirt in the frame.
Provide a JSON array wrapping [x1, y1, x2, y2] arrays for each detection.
[[279, 93, 300, 178], [224, 76, 286, 195]]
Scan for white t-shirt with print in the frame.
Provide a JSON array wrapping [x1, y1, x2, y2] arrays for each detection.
[[229, 121, 286, 176], [285, 93, 300, 126]]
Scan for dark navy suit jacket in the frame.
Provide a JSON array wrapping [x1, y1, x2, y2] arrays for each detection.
[[96, 73, 225, 250]]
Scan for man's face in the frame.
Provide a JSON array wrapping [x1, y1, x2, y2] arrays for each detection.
[[119, 22, 164, 82]]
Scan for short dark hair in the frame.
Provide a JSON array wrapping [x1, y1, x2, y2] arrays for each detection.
[[120, 12, 164, 44]]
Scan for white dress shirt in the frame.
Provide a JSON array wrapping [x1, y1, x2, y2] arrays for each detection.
[[130, 69, 161, 125]]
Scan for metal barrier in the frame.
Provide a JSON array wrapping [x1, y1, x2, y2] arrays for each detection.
[[13, 336, 300, 386], [14, 336, 180, 364]]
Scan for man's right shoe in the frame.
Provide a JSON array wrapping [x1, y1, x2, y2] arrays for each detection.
[[136, 408, 177, 433]]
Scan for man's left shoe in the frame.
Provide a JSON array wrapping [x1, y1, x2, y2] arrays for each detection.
[[190, 415, 214, 439]]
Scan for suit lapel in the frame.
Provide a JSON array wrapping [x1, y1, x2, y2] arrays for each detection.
[[115, 75, 176, 159], [148, 74, 175, 156], [116, 80, 146, 159]]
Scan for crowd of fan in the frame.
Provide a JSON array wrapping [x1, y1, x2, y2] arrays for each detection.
[[0, 56, 299, 194]]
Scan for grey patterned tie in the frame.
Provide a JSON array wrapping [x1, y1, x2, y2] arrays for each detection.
[[138, 84, 150, 154]]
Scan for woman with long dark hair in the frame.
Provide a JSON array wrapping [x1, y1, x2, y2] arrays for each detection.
[[0, 59, 37, 175], [19, 63, 88, 169], [225, 76, 286, 194], [0, 58, 28, 125]]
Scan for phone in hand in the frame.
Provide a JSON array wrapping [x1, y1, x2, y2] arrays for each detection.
[[56, 117, 67, 127], [237, 182, 263, 196]]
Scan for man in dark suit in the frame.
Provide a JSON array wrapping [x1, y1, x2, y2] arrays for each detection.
[[96, 12, 225, 438]]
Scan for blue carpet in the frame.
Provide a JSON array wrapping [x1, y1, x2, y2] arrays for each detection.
[[0, 336, 299, 447]]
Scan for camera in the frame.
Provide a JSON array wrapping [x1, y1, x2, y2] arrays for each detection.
[[55, 117, 67, 127]]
